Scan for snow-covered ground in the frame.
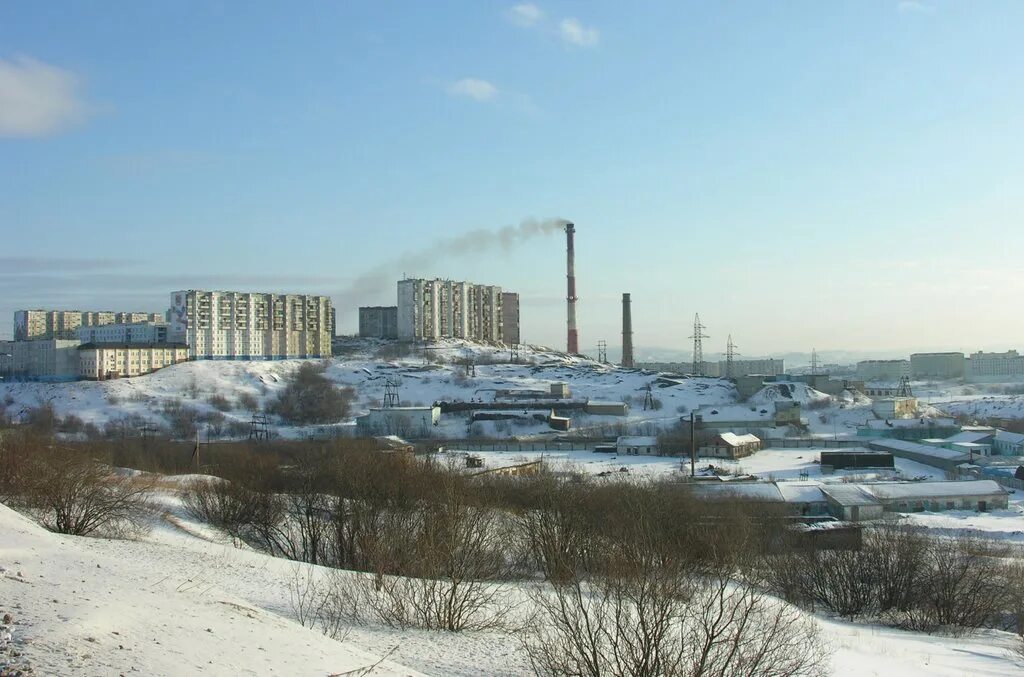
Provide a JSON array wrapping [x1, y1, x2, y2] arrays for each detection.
[[2, 482, 1021, 676], [0, 340, 738, 440]]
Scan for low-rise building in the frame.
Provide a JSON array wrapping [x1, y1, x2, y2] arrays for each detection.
[[699, 432, 762, 459], [857, 417, 959, 441], [819, 485, 885, 522], [616, 436, 659, 455], [819, 450, 894, 472], [871, 397, 918, 419], [993, 430, 1024, 456], [0, 339, 80, 381], [860, 480, 1008, 512], [585, 400, 628, 416], [78, 342, 189, 380], [356, 406, 440, 437]]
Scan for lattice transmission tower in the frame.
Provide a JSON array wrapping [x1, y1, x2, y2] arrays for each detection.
[[689, 314, 709, 376], [725, 335, 740, 378]]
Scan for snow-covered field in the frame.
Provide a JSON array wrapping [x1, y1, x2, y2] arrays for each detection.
[[2, 480, 1022, 676]]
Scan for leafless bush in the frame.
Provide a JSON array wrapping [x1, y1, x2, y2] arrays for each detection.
[[236, 392, 259, 412], [270, 362, 355, 425], [19, 450, 155, 537], [207, 393, 232, 412]]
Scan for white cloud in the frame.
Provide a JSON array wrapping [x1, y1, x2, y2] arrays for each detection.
[[0, 56, 91, 137], [507, 3, 543, 27], [559, 18, 600, 47], [898, 1, 934, 13], [447, 78, 499, 102]]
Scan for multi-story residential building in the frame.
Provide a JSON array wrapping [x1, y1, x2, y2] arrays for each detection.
[[169, 290, 332, 360], [77, 322, 169, 344], [0, 339, 80, 381], [358, 306, 399, 339], [855, 359, 910, 382], [78, 342, 190, 380], [716, 358, 784, 378], [966, 350, 1024, 383], [501, 292, 521, 345], [14, 310, 165, 341], [397, 278, 510, 343], [910, 352, 965, 380]]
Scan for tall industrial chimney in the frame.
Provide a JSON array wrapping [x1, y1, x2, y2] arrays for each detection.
[[565, 222, 579, 354], [621, 293, 634, 368]]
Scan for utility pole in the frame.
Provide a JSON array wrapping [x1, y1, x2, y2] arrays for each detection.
[[689, 411, 697, 478], [689, 314, 709, 377]]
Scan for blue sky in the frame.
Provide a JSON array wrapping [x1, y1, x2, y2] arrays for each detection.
[[2, 1, 1023, 356]]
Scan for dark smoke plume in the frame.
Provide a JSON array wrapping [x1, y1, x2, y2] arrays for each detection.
[[335, 217, 569, 307]]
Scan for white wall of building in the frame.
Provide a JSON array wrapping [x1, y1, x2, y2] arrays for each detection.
[[966, 350, 1024, 382], [396, 278, 506, 342], [170, 290, 332, 360]]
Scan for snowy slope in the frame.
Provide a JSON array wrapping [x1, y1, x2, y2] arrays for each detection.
[[0, 501, 420, 676], [2, 485, 1021, 676]]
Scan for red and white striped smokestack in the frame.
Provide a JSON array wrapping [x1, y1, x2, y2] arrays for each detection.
[[565, 222, 578, 354]]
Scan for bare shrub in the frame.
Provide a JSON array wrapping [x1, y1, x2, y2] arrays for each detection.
[[19, 450, 154, 536], [207, 393, 232, 412], [270, 362, 355, 425], [236, 392, 259, 412]]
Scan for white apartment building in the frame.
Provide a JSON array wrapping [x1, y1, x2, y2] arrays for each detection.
[[966, 350, 1024, 383], [856, 359, 910, 382], [397, 278, 507, 343], [712, 358, 785, 378], [77, 322, 168, 344], [78, 343, 190, 380], [0, 339, 80, 381], [15, 310, 164, 341], [170, 290, 333, 360], [910, 352, 965, 380]]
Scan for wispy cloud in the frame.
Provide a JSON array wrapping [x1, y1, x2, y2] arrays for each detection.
[[558, 18, 600, 47], [446, 77, 499, 102], [507, 3, 543, 27], [506, 4, 600, 48], [898, 1, 934, 13], [0, 56, 92, 137]]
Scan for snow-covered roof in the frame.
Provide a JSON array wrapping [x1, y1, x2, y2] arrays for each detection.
[[697, 404, 774, 421], [868, 439, 969, 460], [718, 432, 761, 446], [943, 430, 995, 445], [689, 482, 784, 502], [586, 399, 625, 406], [777, 483, 827, 504], [864, 417, 957, 429], [820, 485, 882, 507], [995, 430, 1024, 445], [861, 480, 1007, 500], [616, 436, 658, 446]]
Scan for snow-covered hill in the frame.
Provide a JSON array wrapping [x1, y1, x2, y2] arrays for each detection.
[[0, 340, 738, 439]]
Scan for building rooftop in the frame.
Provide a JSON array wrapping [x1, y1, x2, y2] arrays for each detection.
[[776, 483, 827, 504], [616, 436, 659, 446], [820, 485, 882, 507], [718, 432, 761, 447], [688, 482, 785, 502], [995, 430, 1024, 445], [697, 404, 775, 422], [943, 431, 995, 445], [867, 438, 970, 460], [860, 480, 1007, 500], [863, 417, 957, 430]]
